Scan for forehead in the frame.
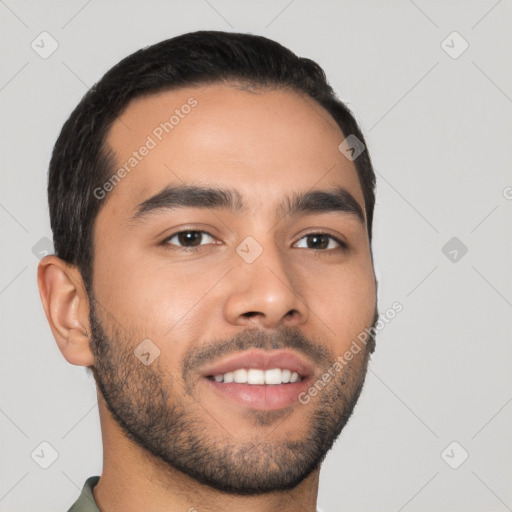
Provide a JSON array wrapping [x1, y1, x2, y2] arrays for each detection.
[[102, 83, 364, 220]]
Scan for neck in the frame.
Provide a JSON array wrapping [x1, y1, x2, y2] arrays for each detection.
[[93, 391, 320, 512]]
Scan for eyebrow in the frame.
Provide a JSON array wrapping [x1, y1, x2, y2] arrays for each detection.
[[131, 185, 365, 224]]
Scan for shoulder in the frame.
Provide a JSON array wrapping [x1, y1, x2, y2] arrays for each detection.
[[66, 476, 101, 512]]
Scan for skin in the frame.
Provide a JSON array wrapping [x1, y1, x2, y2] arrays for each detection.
[[38, 84, 377, 512]]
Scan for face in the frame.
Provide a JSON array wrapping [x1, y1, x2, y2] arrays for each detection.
[[88, 84, 377, 494]]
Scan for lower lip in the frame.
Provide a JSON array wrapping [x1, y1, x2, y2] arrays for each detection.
[[203, 377, 311, 411]]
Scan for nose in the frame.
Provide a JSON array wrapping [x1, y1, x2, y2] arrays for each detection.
[[223, 239, 309, 330]]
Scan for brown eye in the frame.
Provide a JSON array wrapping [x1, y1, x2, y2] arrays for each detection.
[[294, 233, 345, 251], [164, 230, 215, 248]]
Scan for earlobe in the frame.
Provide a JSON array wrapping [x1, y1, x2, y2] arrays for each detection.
[[37, 256, 94, 366]]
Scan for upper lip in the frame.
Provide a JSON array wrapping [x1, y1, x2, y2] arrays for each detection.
[[200, 349, 315, 379]]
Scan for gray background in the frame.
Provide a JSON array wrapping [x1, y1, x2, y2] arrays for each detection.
[[1, 1, 511, 511]]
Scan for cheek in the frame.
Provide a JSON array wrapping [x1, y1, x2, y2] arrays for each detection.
[[93, 248, 220, 344], [303, 260, 376, 345]]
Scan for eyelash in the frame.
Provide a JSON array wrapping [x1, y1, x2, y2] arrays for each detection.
[[161, 230, 347, 253]]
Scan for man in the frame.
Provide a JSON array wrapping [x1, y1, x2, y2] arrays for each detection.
[[37, 30, 378, 512]]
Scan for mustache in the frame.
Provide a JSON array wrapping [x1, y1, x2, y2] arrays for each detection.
[[181, 326, 333, 378]]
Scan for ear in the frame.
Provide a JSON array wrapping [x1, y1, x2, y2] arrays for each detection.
[[37, 255, 94, 366]]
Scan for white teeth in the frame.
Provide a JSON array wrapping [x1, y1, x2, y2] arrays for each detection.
[[210, 368, 302, 385], [264, 368, 282, 385], [247, 369, 265, 384], [233, 368, 248, 383]]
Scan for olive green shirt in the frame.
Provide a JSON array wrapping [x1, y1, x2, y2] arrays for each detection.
[[67, 476, 100, 512], [67, 475, 321, 511]]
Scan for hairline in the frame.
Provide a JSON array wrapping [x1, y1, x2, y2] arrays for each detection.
[[99, 78, 356, 213]]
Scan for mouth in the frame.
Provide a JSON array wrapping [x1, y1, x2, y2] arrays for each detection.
[[200, 349, 314, 411], [206, 367, 302, 385]]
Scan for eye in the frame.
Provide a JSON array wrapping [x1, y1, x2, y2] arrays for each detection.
[[294, 233, 346, 251], [163, 230, 216, 249]]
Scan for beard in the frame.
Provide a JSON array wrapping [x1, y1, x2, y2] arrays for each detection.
[[87, 296, 376, 495]]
